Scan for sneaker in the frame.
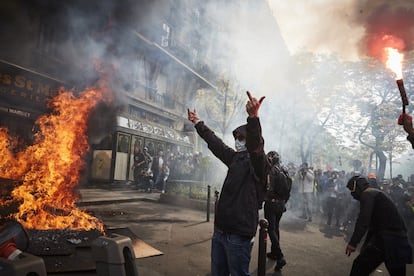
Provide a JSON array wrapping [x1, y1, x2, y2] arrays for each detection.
[[266, 252, 277, 260], [275, 258, 287, 271]]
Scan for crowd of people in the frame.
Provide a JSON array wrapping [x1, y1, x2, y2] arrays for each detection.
[[131, 97, 414, 275], [131, 144, 204, 193]]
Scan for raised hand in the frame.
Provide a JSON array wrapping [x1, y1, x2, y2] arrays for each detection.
[[187, 108, 200, 125], [246, 91, 265, 118], [398, 113, 414, 135]]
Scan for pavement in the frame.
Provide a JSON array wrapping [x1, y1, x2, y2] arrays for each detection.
[[22, 184, 414, 275]]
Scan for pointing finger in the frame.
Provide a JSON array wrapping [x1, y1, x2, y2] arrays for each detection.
[[246, 91, 253, 102]]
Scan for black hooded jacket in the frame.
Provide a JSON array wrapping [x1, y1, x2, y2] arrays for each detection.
[[349, 187, 408, 247], [194, 117, 266, 238]]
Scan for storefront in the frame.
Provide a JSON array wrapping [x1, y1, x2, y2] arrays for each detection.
[[90, 115, 194, 183], [0, 60, 64, 151]]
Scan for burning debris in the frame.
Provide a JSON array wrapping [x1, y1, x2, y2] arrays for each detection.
[[0, 68, 113, 233]]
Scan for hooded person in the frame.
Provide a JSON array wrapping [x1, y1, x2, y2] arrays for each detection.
[[232, 124, 247, 152], [264, 150, 291, 272], [345, 175, 412, 276], [187, 91, 267, 276]]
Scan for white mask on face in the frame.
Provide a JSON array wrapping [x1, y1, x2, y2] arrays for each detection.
[[235, 139, 247, 152]]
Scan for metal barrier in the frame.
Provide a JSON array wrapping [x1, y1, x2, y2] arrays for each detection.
[[257, 218, 269, 276], [0, 252, 47, 276], [92, 234, 138, 276]]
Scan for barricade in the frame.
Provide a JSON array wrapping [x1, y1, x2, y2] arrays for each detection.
[[92, 234, 138, 276]]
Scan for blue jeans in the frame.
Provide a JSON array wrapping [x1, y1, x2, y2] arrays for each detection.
[[211, 228, 254, 276]]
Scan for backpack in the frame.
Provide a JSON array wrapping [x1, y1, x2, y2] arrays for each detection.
[[267, 164, 292, 202]]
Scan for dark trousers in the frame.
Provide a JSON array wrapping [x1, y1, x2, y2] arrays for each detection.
[[264, 200, 285, 260], [326, 197, 341, 226], [350, 234, 411, 276]]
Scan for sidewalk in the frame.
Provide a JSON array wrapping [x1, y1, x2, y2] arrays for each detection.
[[78, 184, 161, 205]]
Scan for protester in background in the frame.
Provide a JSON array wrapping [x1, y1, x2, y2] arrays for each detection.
[[132, 145, 151, 190], [264, 151, 291, 272], [142, 147, 154, 192], [345, 175, 412, 275], [187, 91, 267, 276], [367, 173, 379, 189], [325, 177, 341, 227], [398, 113, 414, 149], [296, 162, 314, 222], [154, 162, 169, 194], [151, 150, 164, 190]]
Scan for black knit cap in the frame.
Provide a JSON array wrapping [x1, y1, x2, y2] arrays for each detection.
[[232, 124, 247, 140]]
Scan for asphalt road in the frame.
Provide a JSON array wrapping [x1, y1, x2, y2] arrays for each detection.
[[42, 188, 414, 275]]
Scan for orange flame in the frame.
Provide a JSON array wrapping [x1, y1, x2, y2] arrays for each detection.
[[0, 82, 112, 232], [385, 47, 403, 80]]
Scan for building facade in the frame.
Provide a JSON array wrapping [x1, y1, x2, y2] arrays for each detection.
[[0, 0, 216, 184]]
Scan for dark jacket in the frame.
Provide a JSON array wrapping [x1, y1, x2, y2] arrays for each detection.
[[195, 117, 266, 238], [266, 164, 291, 202], [350, 188, 408, 247]]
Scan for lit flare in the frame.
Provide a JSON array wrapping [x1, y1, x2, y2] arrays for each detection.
[[385, 47, 403, 80]]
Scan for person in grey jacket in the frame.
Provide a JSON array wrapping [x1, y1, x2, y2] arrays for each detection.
[[187, 91, 266, 276]]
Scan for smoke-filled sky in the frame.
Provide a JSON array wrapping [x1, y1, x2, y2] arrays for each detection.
[[267, 0, 414, 62]]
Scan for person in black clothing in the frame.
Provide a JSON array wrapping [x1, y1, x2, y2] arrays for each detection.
[[132, 144, 149, 189], [187, 91, 267, 276], [264, 151, 291, 272], [345, 175, 412, 276]]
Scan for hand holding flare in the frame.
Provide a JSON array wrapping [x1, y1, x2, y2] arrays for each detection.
[[385, 47, 409, 112]]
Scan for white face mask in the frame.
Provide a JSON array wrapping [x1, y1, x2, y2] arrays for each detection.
[[235, 139, 247, 152]]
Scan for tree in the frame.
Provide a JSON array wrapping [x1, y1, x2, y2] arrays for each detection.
[[194, 77, 245, 139]]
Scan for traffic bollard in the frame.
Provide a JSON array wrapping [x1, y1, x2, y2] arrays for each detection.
[[214, 190, 219, 213], [257, 218, 269, 276], [206, 185, 211, 222], [91, 234, 138, 276]]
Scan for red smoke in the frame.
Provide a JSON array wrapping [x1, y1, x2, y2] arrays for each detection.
[[359, 3, 414, 62]]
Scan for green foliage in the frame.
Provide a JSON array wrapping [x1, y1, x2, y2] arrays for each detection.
[[168, 183, 207, 200]]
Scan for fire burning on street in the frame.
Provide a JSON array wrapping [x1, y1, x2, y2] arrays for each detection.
[[0, 79, 112, 232]]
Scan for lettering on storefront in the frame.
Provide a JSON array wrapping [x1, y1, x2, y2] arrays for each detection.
[[0, 65, 63, 111]]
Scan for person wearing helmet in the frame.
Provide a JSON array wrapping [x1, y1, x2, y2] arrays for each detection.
[[264, 150, 291, 272], [367, 173, 379, 189], [345, 175, 412, 275]]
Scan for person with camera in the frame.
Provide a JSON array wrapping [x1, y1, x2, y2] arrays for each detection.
[[345, 175, 412, 275], [187, 91, 267, 276], [295, 162, 315, 222]]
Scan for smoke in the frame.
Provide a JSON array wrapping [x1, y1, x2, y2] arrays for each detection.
[[267, 0, 414, 61], [355, 1, 414, 61]]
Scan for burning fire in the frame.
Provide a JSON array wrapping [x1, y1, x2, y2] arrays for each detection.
[[0, 76, 112, 232], [385, 47, 404, 80]]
